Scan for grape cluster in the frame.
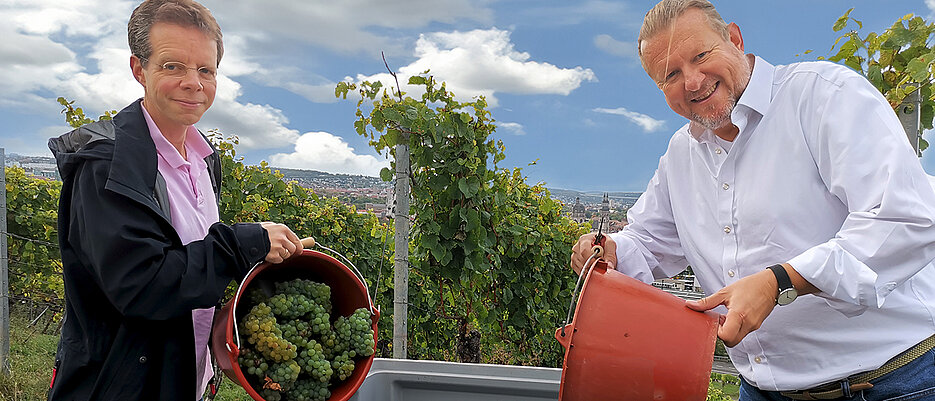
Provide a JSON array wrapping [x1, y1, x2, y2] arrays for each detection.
[[287, 378, 331, 401], [333, 308, 376, 357], [276, 279, 332, 313], [236, 278, 375, 400], [241, 303, 297, 363]]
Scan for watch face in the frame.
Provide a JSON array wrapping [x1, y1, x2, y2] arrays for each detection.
[[777, 288, 798, 306]]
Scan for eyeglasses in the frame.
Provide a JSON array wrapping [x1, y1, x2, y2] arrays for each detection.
[[141, 57, 217, 83]]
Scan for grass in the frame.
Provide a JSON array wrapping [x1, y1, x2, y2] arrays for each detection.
[[0, 310, 255, 401], [0, 313, 59, 401]]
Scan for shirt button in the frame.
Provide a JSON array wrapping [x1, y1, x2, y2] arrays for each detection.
[[139, 356, 147, 364], [754, 356, 763, 364], [728, 270, 735, 277], [722, 183, 730, 190], [723, 226, 732, 234], [715, 148, 723, 155]]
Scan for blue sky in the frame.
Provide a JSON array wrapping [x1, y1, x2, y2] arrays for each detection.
[[1, 0, 934, 192]]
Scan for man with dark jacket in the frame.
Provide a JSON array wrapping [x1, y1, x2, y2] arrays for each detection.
[[47, 1, 303, 399]]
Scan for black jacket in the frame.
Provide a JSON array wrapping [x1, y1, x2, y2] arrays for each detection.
[[47, 99, 269, 400]]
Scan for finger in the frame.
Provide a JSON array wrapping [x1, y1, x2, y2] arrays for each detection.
[[686, 293, 723, 312], [602, 239, 617, 269], [718, 309, 745, 347], [285, 227, 301, 243], [284, 238, 298, 254]]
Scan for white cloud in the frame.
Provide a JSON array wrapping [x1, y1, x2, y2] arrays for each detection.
[[204, 0, 493, 55], [352, 28, 597, 107], [0, 1, 303, 151], [593, 107, 666, 132], [928, 0, 935, 16], [498, 122, 526, 136], [594, 34, 636, 58], [268, 131, 388, 176]]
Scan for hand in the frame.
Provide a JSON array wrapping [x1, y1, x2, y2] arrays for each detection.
[[570, 233, 617, 275], [685, 269, 778, 347], [260, 222, 302, 264]]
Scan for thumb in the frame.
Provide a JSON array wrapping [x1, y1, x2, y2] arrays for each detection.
[[600, 238, 617, 269], [686, 293, 723, 312]]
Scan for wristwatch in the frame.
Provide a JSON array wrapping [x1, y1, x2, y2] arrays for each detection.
[[767, 264, 797, 306]]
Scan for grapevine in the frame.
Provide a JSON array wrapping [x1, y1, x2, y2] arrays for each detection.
[[236, 278, 376, 399]]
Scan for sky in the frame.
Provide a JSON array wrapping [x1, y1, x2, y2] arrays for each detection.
[[2, 0, 935, 192]]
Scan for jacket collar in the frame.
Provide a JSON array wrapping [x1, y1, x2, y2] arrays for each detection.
[[106, 99, 159, 202]]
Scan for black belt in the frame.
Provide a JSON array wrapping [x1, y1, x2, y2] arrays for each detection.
[[779, 334, 935, 400]]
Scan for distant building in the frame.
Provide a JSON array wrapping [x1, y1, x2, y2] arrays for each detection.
[[600, 193, 610, 216], [570, 197, 587, 223], [22, 162, 58, 180]]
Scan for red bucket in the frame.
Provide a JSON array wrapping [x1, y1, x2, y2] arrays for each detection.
[[554, 260, 718, 401], [211, 248, 380, 401]]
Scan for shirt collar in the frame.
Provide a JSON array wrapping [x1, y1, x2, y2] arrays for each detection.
[[736, 55, 774, 117], [688, 55, 775, 142], [141, 104, 212, 168]]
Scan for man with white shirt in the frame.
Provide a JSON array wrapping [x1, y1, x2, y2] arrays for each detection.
[[47, 1, 303, 399], [570, 0, 935, 399]]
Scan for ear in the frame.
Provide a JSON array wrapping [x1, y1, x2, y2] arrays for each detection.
[[728, 22, 744, 52], [131, 55, 146, 86]]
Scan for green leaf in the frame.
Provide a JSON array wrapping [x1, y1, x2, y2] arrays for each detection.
[[907, 56, 930, 82], [832, 8, 853, 32], [380, 167, 393, 182], [867, 64, 884, 89], [921, 102, 934, 130]]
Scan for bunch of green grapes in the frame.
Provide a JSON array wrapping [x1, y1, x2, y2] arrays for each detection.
[[333, 308, 376, 357], [268, 293, 318, 320], [293, 339, 333, 383], [331, 352, 356, 382], [260, 388, 283, 401], [276, 279, 332, 313], [268, 360, 302, 389], [236, 278, 376, 400], [237, 347, 270, 379], [240, 303, 298, 363], [286, 378, 331, 401]]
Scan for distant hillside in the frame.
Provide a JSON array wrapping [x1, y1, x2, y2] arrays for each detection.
[[273, 167, 390, 189], [548, 188, 642, 207]]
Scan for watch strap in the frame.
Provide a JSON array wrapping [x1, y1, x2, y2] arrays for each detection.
[[768, 264, 794, 294]]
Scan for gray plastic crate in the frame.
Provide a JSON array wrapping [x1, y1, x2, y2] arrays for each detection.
[[348, 358, 562, 401]]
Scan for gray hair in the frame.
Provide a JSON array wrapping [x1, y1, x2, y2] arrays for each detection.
[[637, 0, 729, 59], [128, 0, 224, 67]]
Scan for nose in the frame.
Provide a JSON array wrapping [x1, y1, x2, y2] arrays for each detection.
[[179, 69, 203, 91], [683, 67, 705, 92]]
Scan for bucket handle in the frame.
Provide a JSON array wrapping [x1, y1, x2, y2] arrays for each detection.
[[560, 246, 605, 338], [229, 238, 379, 352], [231, 261, 263, 352]]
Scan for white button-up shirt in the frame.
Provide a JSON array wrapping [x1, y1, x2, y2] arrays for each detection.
[[609, 56, 935, 391]]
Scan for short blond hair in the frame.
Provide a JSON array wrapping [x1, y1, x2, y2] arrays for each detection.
[[637, 0, 729, 59]]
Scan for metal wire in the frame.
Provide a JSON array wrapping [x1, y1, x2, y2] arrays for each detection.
[[561, 247, 602, 337]]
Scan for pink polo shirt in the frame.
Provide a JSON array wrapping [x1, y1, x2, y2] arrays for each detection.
[[142, 105, 219, 400]]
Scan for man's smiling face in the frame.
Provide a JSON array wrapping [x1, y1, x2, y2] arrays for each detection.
[[640, 7, 751, 132]]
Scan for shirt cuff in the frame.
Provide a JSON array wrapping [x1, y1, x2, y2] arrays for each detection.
[[787, 243, 890, 317]]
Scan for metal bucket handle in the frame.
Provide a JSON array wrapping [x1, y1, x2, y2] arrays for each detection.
[[229, 237, 378, 351], [560, 245, 606, 338]]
